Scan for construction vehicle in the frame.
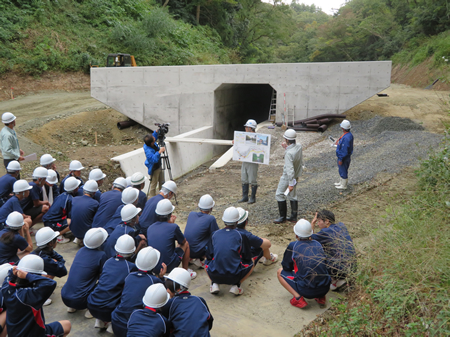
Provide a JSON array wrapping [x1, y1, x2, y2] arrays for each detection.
[[106, 53, 137, 67]]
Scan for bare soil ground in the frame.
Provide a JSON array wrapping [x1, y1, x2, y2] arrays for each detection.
[[0, 82, 448, 336]]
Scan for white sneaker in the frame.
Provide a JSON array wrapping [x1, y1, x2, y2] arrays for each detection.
[[85, 310, 94, 319], [263, 253, 278, 266], [57, 235, 70, 244], [187, 269, 197, 280], [106, 322, 114, 334], [67, 307, 77, 313], [229, 285, 244, 296], [191, 259, 205, 269], [330, 279, 347, 291], [73, 238, 79, 244], [94, 319, 107, 329], [210, 283, 220, 294], [43, 298, 52, 306]]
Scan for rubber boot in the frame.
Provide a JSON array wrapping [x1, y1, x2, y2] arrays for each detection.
[[336, 178, 348, 190], [238, 184, 249, 203], [286, 200, 298, 222], [273, 201, 287, 224], [248, 185, 257, 204]]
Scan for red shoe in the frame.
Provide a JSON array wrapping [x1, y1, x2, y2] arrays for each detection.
[[290, 296, 308, 308], [315, 296, 326, 307]]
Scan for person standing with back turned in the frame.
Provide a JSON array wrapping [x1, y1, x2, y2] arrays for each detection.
[[334, 120, 353, 190]]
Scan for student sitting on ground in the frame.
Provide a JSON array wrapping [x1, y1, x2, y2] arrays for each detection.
[[236, 207, 278, 265], [130, 172, 148, 210], [184, 194, 219, 269], [103, 187, 139, 234], [0, 180, 32, 230], [126, 283, 170, 337], [61, 228, 108, 317], [163, 268, 214, 336], [0, 212, 32, 265], [311, 210, 356, 291], [0, 160, 21, 207], [42, 169, 60, 206], [70, 180, 99, 242], [0, 263, 13, 337], [277, 219, 331, 309], [86, 168, 107, 201], [2, 255, 71, 337], [20, 167, 50, 227], [205, 207, 254, 296], [60, 160, 84, 194]]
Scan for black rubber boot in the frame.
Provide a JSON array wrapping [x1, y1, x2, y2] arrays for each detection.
[[273, 201, 287, 224], [238, 184, 249, 203], [248, 185, 257, 204], [286, 200, 298, 222]]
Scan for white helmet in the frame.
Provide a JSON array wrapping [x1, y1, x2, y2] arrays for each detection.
[[162, 180, 177, 194], [40, 154, 56, 166], [126, 177, 132, 187], [340, 119, 351, 130], [32, 167, 49, 179], [222, 206, 240, 223], [121, 204, 141, 222], [2, 112, 16, 124], [236, 207, 249, 225], [113, 177, 128, 190], [142, 284, 170, 308], [6, 160, 21, 172], [83, 180, 99, 193], [84, 228, 108, 249], [69, 160, 84, 171], [35, 227, 60, 247], [198, 194, 215, 210], [17, 254, 47, 275], [294, 219, 313, 238], [283, 129, 297, 140], [244, 119, 257, 129], [13, 180, 32, 193], [46, 170, 58, 184], [155, 199, 175, 216], [164, 267, 191, 289], [121, 187, 139, 204], [0, 264, 13, 282], [114, 234, 136, 255], [135, 246, 161, 271], [131, 172, 146, 185], [89, 168, 106, 181], [5, 211, 25, 229], [64, 177, 81, 192]]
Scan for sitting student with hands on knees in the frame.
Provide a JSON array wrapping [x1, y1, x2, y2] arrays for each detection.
[[0, 211, 33, 265]]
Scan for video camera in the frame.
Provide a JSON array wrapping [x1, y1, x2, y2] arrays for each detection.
[[154, 123, 170, 145]]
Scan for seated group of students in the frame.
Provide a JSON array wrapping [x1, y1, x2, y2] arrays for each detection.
[[0, 155, 357, 337]]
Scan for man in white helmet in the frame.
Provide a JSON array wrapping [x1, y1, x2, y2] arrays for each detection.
[[0, 160, 21, 207], [59, 160, 84, 194], [21, 167, 51, 227], [274, 129, 303, 224], [334, 120, 354, 190], [40, 154, 60, 182], [0, 112, 24, 169]]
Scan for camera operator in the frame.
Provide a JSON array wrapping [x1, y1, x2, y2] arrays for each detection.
[[143, 131, 165, 197]]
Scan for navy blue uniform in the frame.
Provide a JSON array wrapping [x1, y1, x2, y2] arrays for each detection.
[[163, 291, 213, 337], [0, 228, 29, 264], [139, 194, 164, 234], [136, 190, 147, 210], [0, 195, 23, 226], [61, 247, 107, 310], [205, 228, 253, 285], [103, 204, 125, 234], [42, 192, 73, 231], [111, 272, 163, 337], [127, 307, 168, 337], [0, 173, 16, 206], [59, 173, 83, 195], [70, 195, 99, 239], [103, 224, 140, 259], [236, 227, 264, 262], [92, 189, 123, 228], [32, 249, 67, 278], [336, 132, 354, 179], [94, 189, 102, 202], [311, 222, 356, 278], [20, 181, 42, 211], [87, 256, 136, 322], [2, 270, 64, 337], [184, 212, 219, 259], [147, 221, 185, 273], [280, 239, 331, 299]]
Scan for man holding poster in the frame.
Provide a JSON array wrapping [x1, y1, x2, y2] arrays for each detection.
[[238, 119, 259, 204]]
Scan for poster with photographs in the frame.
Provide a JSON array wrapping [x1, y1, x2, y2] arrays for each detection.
[[232, 131, 271, 165]]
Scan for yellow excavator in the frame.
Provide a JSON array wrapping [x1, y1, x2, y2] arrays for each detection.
[[106, 53, 137, 67]]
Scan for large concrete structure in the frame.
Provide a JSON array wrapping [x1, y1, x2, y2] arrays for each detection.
[[92, 61, 391, 180]]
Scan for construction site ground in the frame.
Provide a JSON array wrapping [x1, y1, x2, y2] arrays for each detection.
[[0, 83, 449, 336]]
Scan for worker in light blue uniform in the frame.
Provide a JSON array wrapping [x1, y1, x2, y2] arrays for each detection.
[[62, 228, 108, 313], [127, 283, 170, 337], [334, 119, 354, 190], [87, 234, 137, 331], [238, 119, 259, 204], [59, 160, 84, 194], [20, 167, 51, 227], [111, 247, 164, 337], [0, 160, 20, 207], [2, 255, 71, 337], [205, 207, 254, 296], [311, 210, 356, 291], [103, 204, 147, 259], [277, 219, 331, 309], [163, 268, 213, 336], [0, 212, 33, 265], [184, 194, 219, 268], [103, 187, 140, 234], [131, 172, 148, 210], [70, 180, 99, 240], [139, 180, 177, 235], [0, 179, 32, 229], [91, 177, 127, 228]]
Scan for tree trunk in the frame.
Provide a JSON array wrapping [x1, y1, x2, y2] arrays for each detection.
[[196, 5, 200, 24], [162, 0, 169, 7]]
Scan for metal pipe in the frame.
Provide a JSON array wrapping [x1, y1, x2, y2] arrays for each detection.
[[318, 124, 328, 132], [305, 123, 320, 128], [276, 114, 346, 127], [290, 127, 320, 132], [117, 120, 137, 130]]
